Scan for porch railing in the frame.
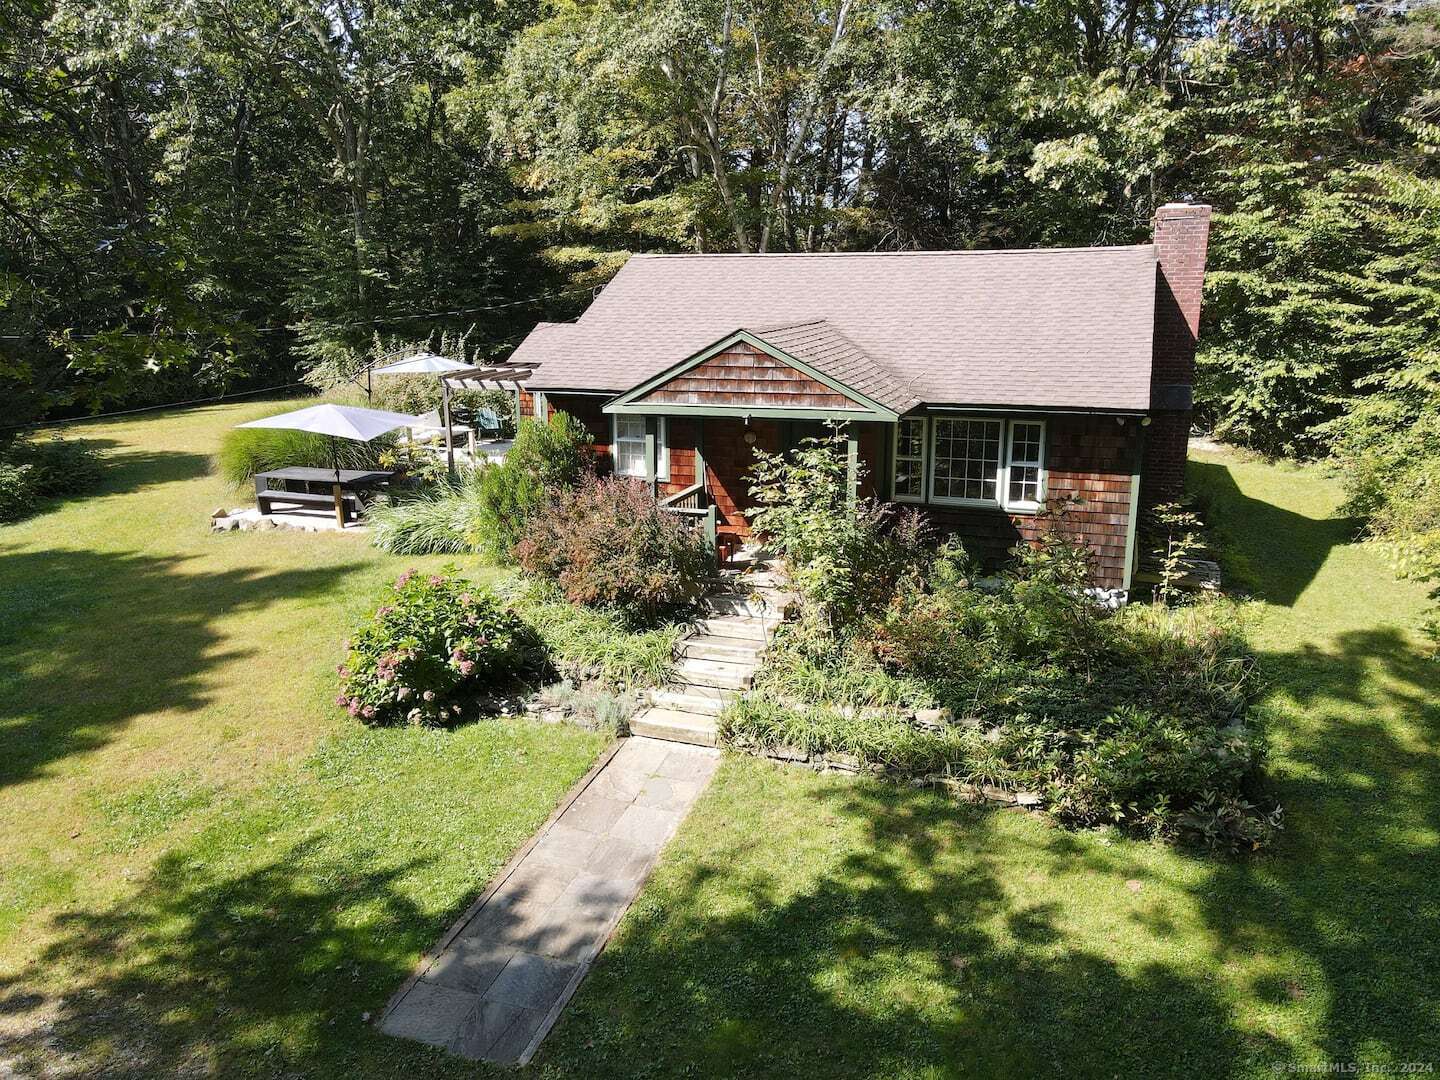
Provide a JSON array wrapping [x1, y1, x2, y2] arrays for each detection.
[[659, 482, 718, 557]]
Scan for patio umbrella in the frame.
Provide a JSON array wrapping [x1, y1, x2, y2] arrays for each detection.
[[371, 352, 475, 473], [236, 403, 421, 483]]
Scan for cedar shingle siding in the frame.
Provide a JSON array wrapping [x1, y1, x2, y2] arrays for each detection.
[[638, 341, 857, 410], [541, 397, 1137, 588]]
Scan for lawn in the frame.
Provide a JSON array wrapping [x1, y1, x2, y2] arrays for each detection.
[[3, 410, 1435, 1078], [534, 447, 1440, 1078], [0, 401, 608, 1076]]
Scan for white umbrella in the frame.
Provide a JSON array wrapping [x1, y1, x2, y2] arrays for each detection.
[[372, 352, 474, 473], [237, 403, 420, 482]]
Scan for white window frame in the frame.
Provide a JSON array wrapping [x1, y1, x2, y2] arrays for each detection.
[[924, 415, 1047, 514], [891, 416, 928, 503], [928, 416, 1005, 508], [1003, 418, 1047, 513], [611, 415, 668, 481]]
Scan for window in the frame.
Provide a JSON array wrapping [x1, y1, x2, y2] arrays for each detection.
[[892, 417, 926, 502], [612, 415, 667, 480], [931, 417, 1003, 504], [1006, 420, 1045, 508]]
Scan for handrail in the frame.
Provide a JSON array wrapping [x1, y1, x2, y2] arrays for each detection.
[[659, 481, 706, 510]]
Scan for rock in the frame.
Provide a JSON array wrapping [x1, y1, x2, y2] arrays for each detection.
[[974, 575, 1006, 593], [255, 517, 276, 531], [914, 707, 952, 731], [822, 752, 860, 772], [980, 784, 1015, 804], [1014, 791, 1043, 808], [211, 507, 227, 519], [770, 744, 809, 763], [237, 517, 254, 531]]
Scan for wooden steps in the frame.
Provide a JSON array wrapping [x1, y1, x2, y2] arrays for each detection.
[[626, 548, 786, 748]]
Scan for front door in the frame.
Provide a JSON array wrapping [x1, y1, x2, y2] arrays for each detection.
[[700, 418, 782, 537]]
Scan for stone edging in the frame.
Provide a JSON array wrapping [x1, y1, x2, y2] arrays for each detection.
[[731, 739, 1042, 809]]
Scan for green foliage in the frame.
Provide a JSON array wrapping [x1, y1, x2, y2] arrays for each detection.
[[338, 568, 534, 727], [0, 436, 103, 523], [504, 579, 682, 688], [749, 428, 930, 630], [514, 475, 712, 622], [727, 530, 1277, 851], [474, 412, 596, 560]]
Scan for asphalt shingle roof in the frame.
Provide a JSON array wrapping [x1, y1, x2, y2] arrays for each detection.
[[514, 247, 1159, 411]]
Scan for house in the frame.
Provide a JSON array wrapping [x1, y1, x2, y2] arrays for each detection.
[[503, 203, 1211, 591]]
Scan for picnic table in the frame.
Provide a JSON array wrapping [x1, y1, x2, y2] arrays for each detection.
[[254, 466, 396, 527]]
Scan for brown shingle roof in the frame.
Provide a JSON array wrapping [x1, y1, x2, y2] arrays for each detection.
[[741, 320, 922, 414], [517, 247, 1159, 411]]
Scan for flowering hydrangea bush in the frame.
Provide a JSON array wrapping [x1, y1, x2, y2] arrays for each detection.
[[337, 566, 533, 726]]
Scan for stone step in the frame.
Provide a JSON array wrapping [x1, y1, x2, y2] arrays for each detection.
[[629, 708, 718, 747], [701, 592, 790, 619], [649, 686, 735, 717], [674, 656, 755, 690], [676, 635, 766, 663], [694, 615, 780, 640]]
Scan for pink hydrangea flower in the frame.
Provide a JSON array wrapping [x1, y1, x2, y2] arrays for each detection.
[[361, 705, 376, 719], [347, 702, 361, 717], [458, 660, 475, 676], [422, 690, 435, 702], [395, 570, 414, 587], [428, 574, 444, 586], [335, 694, 349, 707]]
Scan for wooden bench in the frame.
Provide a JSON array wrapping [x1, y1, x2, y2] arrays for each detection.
[[256, 487, 363, 521]]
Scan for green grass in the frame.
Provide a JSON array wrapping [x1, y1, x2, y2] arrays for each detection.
[[534, 447, 1440, 1078], [4, 415, 1435, 1077], [0, 400, 607, 1076]]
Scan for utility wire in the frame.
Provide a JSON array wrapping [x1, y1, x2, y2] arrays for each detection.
[[2, 380, 310, 431], [0, 283, 596, 342]]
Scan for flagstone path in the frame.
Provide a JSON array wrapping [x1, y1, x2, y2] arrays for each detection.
[[377, 736, 721, 1064]]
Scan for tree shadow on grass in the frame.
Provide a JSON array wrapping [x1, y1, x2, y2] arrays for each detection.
[[1, 439, 212, 526], [0, 546, 351, 789], [0, 836, 486, 1079], [1190, 624, 1440, 1068], [540, 779, 1265, 1079], [1187, 458, 1357, 606]]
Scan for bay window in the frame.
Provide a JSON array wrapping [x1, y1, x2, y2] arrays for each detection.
[[890, 415, 1047, 512]]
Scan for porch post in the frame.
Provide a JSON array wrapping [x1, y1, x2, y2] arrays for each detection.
[[644, 417, 658, 496], [845, 424, 860, 506]]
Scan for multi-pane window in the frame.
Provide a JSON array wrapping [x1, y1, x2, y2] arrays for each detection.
[[931, 417, 1003, 503], [612, 416, 667, 479], [1007, 420, 1045, 507], [893, 417, 926, 501]]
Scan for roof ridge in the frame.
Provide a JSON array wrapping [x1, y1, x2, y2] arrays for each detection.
[[631, 245, 1155, 260]]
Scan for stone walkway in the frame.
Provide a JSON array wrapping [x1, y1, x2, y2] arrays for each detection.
[[377, 737, 721, 1064]]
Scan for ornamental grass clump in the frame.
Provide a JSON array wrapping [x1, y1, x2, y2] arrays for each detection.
[[338, 567, 534, 726]]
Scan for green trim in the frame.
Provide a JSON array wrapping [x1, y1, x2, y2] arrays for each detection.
[[1121, 426, 1145, 593], [606, 402, 882, 421], [602, 329, 900, 422]]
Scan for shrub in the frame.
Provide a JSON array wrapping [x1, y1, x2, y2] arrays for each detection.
[[338, 568, 534, 726], [748, 428, 930, 630], [217, 403, 394, 487], [515, 475, 712, 621], [367, 469, 488, 555], [0, 436, 104, 523], [474, 412, 595, 560], [0, 462, 35, 523], [728, 539, 1278, 852]]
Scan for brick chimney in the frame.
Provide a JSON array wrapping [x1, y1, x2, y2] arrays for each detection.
[[1142, 202, 1211, 506]]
